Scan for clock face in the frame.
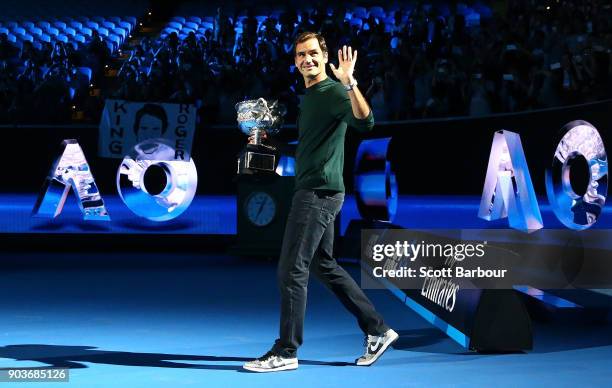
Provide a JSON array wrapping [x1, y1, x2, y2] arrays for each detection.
[[245, 191, 277, 226]]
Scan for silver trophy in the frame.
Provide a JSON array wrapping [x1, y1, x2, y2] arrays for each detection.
[[236, 98, 285, 173]]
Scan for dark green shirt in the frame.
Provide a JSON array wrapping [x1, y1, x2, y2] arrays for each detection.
[[295, 78, 375, 193]]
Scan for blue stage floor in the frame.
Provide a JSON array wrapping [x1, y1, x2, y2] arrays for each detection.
[[0, 254, 610, 387], [3, 193, 612, 235], [1, 194, 611, 386]]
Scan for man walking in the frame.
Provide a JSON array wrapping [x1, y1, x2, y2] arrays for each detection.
[[243, 32, 398, 373]]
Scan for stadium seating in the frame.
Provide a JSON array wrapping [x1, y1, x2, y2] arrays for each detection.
[[158, 2, 493, 43], [0, 12, 138, 53]]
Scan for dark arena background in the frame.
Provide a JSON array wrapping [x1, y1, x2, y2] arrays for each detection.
[[1, 0, 611, 386]]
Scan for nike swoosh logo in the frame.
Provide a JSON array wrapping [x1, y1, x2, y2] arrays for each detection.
[[369, 339, 382, 353]]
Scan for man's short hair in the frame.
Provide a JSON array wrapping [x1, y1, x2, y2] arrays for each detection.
[[294, 32, 328, 56], [133, 103, 168, 135]]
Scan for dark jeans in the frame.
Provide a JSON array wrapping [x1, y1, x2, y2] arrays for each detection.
[[273, 189, 388, 358]]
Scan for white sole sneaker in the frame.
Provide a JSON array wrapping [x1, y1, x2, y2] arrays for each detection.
[[356, 329, 399, 366], [243, 359, 298, 373]]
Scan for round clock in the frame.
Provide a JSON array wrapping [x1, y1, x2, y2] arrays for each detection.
[[245, 191, 277, 226]]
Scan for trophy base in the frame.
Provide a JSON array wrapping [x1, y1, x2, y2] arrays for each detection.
[[237, 144, 277, 174], [246, 151, 276, 170]]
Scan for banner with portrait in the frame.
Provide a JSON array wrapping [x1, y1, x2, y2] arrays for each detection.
[[98, 100, 196, 160]]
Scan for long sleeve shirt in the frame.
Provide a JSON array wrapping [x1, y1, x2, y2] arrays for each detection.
[[295, 78, 374, 193]]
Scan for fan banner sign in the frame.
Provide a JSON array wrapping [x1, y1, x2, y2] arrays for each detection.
[[98, 100, 196, 160]]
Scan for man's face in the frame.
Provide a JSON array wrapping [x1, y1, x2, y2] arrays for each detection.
[[295, 38, 328, 79], [136, 114, 164, 143]]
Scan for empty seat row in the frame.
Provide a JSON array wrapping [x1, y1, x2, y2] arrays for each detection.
[[1, 16, 135, 39], [1, 16, 137, 53], [170, 16, 214, 25], [1, 16, 136, 29]]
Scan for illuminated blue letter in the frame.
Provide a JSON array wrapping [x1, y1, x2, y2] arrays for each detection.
[[478, 130, 542, 232], [33, 139, 110, 221]]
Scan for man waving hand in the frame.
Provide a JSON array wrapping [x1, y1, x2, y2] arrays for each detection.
[[243, 32, 398, 373]]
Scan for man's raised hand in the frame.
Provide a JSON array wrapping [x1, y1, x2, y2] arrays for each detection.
[[329, 45, 357, 85]]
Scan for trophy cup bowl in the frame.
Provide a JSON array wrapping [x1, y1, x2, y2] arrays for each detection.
[[236, 98, 285, 174]]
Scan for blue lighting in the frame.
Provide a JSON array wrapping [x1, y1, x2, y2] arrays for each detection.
[[275, 155, 295, 176], [514, 285, 582, 309], [354, 137, 397, 222]]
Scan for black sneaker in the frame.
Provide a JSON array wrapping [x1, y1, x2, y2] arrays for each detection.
[[243, 350, 298, 373], [356, 329, 399, 366]]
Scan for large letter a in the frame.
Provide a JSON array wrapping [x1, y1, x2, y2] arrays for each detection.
[[478, 130, 542, 232], [32, 139, 110, 221]]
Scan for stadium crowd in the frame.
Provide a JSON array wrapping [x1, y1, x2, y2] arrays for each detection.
[[0, 30, 112, 123], [2, 1, 612, 125]]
